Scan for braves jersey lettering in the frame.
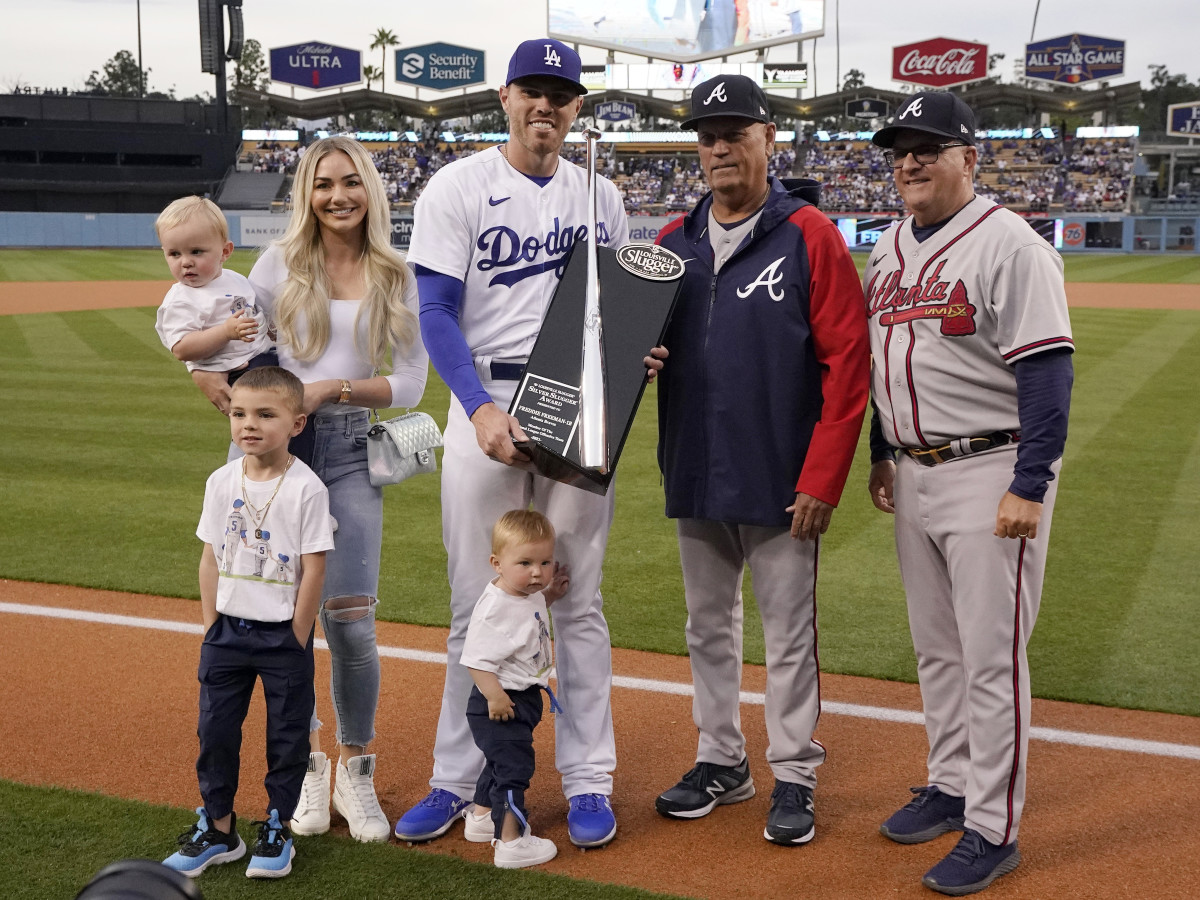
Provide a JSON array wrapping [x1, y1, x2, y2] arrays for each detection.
[[736, 256, 787, 301], [476, 218, 610, 288], [864, 196, 1072, 447]]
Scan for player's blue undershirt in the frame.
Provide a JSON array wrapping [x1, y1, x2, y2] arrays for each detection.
[[869, 208, 1074, 501], [416, 170, 556, 419]]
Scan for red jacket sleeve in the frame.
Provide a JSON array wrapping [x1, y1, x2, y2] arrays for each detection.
[[790, 206, 870, 506]]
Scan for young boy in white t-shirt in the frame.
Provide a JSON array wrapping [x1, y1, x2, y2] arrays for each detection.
[[163, 366, 334, 881], [154, 196, 276, 382], [459, 510, 571, 869]]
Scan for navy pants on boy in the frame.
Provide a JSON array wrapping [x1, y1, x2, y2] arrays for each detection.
[[466, 684, 543, 838], [196, 613, 314, 821]]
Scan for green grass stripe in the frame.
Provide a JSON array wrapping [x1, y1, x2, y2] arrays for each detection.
[[0, 313, 32, 358], [1059, 253, 1200, 284], [10, 311, 101, 362], [56, 309, 168, 365], [98, 306, 177, 356], [0, 781, 678, 900], [1092, 417, 1200, 711], [1032, 322, 1200, 715], [0, 248, 260, 282], [1063, 309, 1200, 459]]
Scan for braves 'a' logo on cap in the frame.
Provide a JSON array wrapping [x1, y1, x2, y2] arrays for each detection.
[[703, 82, 728, 106], [900, 97, 923, 119], [543, 44, 561, 68]]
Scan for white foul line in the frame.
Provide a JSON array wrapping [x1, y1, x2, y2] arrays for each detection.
[[5, 602, 1200, 762]]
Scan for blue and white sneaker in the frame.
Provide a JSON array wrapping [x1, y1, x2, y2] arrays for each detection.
[[393, 789, 471, 842], [567, 794, 617, 848], [162, 807, 246, 877], [245, 810, 295, 879]]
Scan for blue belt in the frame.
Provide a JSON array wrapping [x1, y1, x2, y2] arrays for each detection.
[[489, 361, 526, 381]]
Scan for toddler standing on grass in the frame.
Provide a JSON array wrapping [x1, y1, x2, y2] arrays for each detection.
[[154, 196, 277, 383], [163, 366, 333, 880], [459, 510, 570, 869]]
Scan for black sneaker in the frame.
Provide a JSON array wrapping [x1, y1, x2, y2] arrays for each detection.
[[922, 828, 1020, 896], [655, 757, 755, 819], [880, 785, 966, 844], [763, 781, 815, 845]]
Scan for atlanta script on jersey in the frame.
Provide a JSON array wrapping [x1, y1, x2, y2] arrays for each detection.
[[865, 196, 1073, 448]]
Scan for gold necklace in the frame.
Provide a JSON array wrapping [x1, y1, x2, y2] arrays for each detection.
[[240, 455, 295, 540]]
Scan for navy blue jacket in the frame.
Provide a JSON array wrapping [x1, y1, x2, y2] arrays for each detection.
[[655, 178, 869, 526]]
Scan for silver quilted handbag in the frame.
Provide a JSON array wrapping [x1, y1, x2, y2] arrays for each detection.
[[366, 411, 443, 486]]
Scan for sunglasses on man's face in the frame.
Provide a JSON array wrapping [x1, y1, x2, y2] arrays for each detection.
[[884, 142, 966, 168]]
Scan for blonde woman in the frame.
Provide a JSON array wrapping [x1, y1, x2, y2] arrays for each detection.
[[192, 136, 428, 842]]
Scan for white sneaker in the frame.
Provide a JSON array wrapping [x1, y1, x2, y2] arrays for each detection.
[[290, 752, 330, 836], [493, 833, 558, 869], [332, 754, 390, 842], [463, 808, 493, 843]]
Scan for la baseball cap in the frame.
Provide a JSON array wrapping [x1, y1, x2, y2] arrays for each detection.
[[872, 91, 977, 148], [505, 38, 588, 95], [683, 74, 771, 129]]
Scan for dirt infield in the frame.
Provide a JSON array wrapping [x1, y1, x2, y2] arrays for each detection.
[[3, 581, 1199, 899], [1, 279, 1199, 316]]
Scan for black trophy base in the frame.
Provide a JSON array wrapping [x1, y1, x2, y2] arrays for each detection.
[[508, 240, 681, 495]]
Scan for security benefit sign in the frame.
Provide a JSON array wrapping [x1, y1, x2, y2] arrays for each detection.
[[595, 100, 635, 122], [270, 41, 362, 90], [396, 43, 484, 91], [1024, 34, 1125, 85], [1167, 101, 1200, 137]]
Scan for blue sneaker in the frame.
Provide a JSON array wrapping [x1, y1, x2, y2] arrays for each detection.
[[922, 828, 1021, 896], [393, 789, 471, 842], [880, 785, 966, 844], [162, 807, 246, 877], [567, 794, 616, 848], [245, 810, 294, 879]]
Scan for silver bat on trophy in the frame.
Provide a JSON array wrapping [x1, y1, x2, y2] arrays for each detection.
[[579, 127, 608, 472]]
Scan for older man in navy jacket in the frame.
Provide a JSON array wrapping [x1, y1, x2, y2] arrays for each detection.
[[653, 74, 869, 845]]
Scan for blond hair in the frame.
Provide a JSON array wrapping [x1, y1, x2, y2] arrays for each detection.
[[491, 510, 557, 556], [230, 365, 305, 414], [271, 136, 416, 367], [155, 196, 228, 243]]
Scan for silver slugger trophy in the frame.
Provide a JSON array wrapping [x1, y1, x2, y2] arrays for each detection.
[[506, 128, 685, 494], [579, 127, 608, 472]]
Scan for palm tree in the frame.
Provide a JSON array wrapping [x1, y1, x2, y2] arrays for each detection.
[[370, 28, 399, 95], [363, 64, 383, 92]]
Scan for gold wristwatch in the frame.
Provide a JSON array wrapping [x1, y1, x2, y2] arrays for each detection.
[[337, 379, 352, 404]]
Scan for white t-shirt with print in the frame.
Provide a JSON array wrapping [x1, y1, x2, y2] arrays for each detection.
[[197, 456, 335, 622], [155, 269, 272, 372], [460, 581, 554, 691]]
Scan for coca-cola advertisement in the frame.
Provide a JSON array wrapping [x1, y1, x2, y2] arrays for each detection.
[[892, 38, 988, 88]]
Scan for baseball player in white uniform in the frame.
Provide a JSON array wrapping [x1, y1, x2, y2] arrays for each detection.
[[393, 38, 633, 849], [864, 91, 1074, 896]]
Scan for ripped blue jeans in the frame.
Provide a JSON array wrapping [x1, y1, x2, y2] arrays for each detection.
[[307, 410, 382, 748]]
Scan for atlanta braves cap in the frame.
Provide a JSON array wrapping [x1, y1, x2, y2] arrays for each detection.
[[505, 38, 588, 95], [683, 74, 771, 129], [871, 91, 977, 147]]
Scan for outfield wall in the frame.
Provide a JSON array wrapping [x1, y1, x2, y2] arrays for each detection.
[[0, 211, 1196, 254]]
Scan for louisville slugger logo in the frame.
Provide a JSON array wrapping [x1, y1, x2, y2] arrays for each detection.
[[737, 256, 787, 301], [476, 217, 613, 288]]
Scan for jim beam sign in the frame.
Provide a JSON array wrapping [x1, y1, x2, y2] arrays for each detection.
[[892, 38, 987, 88]]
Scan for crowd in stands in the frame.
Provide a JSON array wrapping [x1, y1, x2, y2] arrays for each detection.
[[247, 134, 1136, 218]]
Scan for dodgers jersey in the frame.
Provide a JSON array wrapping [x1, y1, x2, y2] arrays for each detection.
[[864, 195, 1073, 448], [407, 146, 629, 360]]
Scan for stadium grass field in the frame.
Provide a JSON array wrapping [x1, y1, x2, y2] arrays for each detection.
[[2, 249, 1199, 897]]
